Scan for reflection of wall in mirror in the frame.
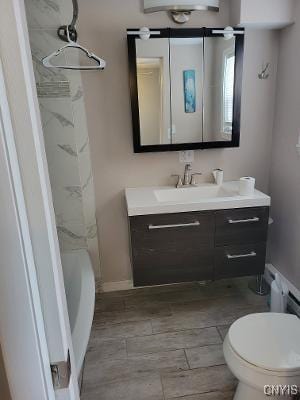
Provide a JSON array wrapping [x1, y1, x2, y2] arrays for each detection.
[[204, 37, 235, 142], [136, 39, 171, 145], [170, 40, 204, 144], [137, 60, 163, 145]]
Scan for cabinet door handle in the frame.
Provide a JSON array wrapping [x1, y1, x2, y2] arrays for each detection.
[[228, 217, 260, 224], [148, 221, 200, 230], [227, 251, 257, 260]]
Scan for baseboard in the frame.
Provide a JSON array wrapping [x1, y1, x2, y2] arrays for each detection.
[[101, 280, 133, 293], [265, 264, 300, 317]]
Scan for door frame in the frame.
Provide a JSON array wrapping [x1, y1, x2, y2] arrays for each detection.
[[0, 0, 80, 399], [0, 58, 54, 400]]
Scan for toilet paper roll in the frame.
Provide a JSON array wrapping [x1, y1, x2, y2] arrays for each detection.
[[239, 177, 256, 196]]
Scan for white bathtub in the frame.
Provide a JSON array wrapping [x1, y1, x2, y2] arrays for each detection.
[[61, 250, 95, 376]]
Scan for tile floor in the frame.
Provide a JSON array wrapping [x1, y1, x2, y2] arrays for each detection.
[[81, 278, 268, 400]]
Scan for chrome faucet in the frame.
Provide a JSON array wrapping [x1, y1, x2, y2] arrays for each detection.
[[183, 163, 192, 186], [171, 164, 202, 188]]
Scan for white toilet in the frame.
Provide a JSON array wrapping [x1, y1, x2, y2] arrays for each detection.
[[223, 313, 300, 400]]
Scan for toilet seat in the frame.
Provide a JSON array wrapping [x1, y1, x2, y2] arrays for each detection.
[[228, 313, 300, 374]]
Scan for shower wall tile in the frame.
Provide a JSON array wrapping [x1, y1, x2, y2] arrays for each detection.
[[52, 185, 85, 226], [70, 78, 90, 152], [25, 0, 62, 29], [87, 237, 102, 280], [57, 222, 88, 252], [39, 98, 75, 148], [25, 0, 101, 284], [28, 29, 68, 83]]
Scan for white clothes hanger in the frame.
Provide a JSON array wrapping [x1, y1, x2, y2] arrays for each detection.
[[42, 0, 106, 71], [42, 27, 106, 70]]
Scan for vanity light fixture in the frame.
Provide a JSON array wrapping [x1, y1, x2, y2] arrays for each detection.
[[144, 0, 219, 24]]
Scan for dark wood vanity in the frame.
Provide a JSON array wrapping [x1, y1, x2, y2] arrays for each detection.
[[129, 206, 269, 287]]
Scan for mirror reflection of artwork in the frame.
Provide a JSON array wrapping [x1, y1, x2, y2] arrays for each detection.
[[184, 70, 196, 113]]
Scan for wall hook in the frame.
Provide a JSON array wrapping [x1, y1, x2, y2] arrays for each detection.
[[258, 63, 270, 80]]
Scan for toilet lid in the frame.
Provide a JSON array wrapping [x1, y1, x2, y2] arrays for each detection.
[[228, 313, 300, 372]]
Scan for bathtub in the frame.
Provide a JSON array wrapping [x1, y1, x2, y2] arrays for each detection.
[[61, 250, 95, 376]]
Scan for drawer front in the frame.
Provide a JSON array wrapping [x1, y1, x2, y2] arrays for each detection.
[[132, 246, 213, 287], [130, 211, 214, 252], [215, 207, 269, 246], [214, 243, 266, 280]]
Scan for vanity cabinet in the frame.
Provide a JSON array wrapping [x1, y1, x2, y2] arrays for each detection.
[[129, 206, 269, 287]]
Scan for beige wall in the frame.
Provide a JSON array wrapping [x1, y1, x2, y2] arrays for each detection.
[[78, 0, 278, 284], [269, 2, 300, 290], [240, 0, 295, 27], [0, 346, 11, 400]]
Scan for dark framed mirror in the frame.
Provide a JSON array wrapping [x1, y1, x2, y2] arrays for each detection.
[[127, 28, 244, 153]]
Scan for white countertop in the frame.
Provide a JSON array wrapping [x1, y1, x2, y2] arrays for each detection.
[[125, 181, 271, 216]]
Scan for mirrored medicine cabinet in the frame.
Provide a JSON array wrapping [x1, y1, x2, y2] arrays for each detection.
[[127, 28, 244, 153]]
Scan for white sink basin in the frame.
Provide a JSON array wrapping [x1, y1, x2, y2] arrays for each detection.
[[154, 186, 233, 203], [125, 181, 271, 216]]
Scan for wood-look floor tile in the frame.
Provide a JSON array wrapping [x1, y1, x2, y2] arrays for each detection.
[[185, 344, 225, 369], [217, 325, 231, 341], [124, 279, 253, 310], [81, 373, 164, 400], [94, 296, 125, 312], [93, 305, 172, 327], [83, 278, 264, 400], [126, 327, 221, 355], [124, 290, 203, 309], [91, 320, 152, 340], [83, 350, 189, 384], [161, 365, 235, 398], [171, 390, 235, 399], [169, 294, 258, 314], [85, 338, 127, 361], [151, 304, 267, 334]]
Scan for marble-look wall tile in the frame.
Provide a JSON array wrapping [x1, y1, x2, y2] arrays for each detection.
[[25, 0, 62, 29], [28, 29, 69, 83], [57, 222, 88, 252], [69, 75, 101, 280], [87, 237, 102, 280], [39, 98, 75, 147], [52, 186, 85, 226], [69, 77, 90, 158], [25, 0, 72, 29], [25, 3, 101, 283]]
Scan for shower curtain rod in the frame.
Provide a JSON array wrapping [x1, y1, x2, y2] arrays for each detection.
[[57, 0, 79, 42]]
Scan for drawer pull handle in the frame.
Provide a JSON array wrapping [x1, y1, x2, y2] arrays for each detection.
[[148, 221, 200, 230], [228, 217, 260, 224], [227, 251, 257, 260]]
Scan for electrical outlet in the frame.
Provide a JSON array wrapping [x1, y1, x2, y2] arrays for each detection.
[[179, 150, 194, 163]]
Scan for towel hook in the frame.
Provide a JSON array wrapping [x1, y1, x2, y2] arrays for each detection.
[[258, 63, 270, 80]]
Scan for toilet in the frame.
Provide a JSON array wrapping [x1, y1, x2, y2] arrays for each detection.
[[223, 313, 300, 400]]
